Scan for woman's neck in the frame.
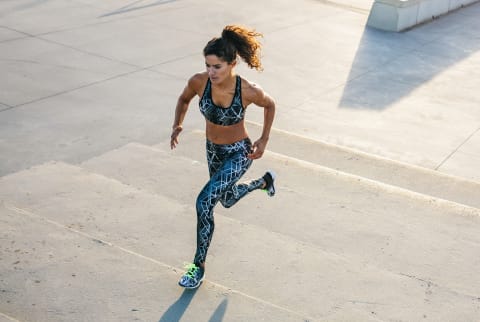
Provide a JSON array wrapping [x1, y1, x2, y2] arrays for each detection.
[[214, 74, 236, 90]]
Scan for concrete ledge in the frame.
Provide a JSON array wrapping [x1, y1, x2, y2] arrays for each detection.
[[367, 0, 479, 31]]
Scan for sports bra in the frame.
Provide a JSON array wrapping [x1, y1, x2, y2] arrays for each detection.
[[199, 75, 245, 126]]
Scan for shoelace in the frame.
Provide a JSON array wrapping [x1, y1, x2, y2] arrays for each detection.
[[183, 263, 199, 278]]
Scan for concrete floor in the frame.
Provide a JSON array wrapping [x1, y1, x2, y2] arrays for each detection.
[[1, 0, 480, 321]]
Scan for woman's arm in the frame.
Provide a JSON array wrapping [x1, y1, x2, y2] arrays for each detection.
[[170, 75, 202, 149], [245, 84, 276, 159]]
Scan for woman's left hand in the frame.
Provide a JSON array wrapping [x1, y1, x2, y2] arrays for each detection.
[[248, 138, 268, 159]]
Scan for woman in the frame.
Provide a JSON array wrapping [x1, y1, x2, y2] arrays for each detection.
[[170, 25, 276, 289]]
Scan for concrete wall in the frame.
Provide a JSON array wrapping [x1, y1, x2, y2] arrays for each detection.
[[367, 0, 479, 31]]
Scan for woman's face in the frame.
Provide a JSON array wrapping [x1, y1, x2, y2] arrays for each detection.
[[205, 55, 235, 84]]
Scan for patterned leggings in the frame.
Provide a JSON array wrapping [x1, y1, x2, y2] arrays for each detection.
[[194, 138, 265, 266]]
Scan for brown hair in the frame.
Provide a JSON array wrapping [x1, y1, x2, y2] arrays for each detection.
[[203, 25, 263, 71]]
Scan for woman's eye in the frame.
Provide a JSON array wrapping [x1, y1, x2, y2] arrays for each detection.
[[205, 64, 222, 69]]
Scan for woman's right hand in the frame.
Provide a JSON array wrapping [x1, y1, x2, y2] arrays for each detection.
[[170, 125, 183, 149]]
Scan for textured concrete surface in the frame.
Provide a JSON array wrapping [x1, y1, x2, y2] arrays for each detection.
[[1, 0, 480, 321]]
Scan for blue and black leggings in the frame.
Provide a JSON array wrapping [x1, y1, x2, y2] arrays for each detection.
[[194, 138, 264, 266]]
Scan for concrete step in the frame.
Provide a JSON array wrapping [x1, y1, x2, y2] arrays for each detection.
[[81, 141, 480, 305], [0, 202, 300, 322], [0, 163, 312, 321], [2, 161, 479, 321], [164, 123, 480, 209]]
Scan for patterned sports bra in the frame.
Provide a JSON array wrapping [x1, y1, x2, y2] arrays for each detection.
[[199, 75, 245, 126]]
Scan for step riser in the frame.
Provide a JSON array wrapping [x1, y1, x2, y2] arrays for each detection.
[[176, 124, 480, 209], [156, 130, 479, 214]]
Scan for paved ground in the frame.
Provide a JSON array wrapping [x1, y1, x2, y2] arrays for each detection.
[[1, 0, 480, 321], [1, 0, 479, 181]]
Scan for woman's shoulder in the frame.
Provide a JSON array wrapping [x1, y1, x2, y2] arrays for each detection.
[[187, 72, 209, 91], [239, 76, 268, 107], [240, 76, 264, 98]]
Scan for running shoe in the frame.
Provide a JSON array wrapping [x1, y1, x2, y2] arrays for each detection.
[[178, 263, 204, 289], [262, 170, 276, 197]]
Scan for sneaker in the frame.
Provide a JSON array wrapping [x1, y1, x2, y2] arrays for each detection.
[[178, 263, 204, 289], [262, 171, 276, 197]]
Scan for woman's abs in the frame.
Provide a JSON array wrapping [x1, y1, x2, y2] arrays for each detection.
[[205, 120, 248, 144]]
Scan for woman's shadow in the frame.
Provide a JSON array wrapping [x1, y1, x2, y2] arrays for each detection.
[[159, 289, 228, 322]]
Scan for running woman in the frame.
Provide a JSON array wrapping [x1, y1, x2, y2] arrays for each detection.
[[170, 25, 276, 289]]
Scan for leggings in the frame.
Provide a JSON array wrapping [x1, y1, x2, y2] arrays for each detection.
[[194, 138, 265, 266]]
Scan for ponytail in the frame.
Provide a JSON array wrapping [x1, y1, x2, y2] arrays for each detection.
[[203, 25, 263, 71]]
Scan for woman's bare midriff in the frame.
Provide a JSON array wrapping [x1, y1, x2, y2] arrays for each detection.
[[205, 120, 249, 144]]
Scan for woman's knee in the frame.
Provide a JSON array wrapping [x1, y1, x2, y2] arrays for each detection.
[[196, 188, 219, 217]]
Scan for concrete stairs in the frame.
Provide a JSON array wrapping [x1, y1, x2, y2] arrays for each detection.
[[1, 126, 480, 321]]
